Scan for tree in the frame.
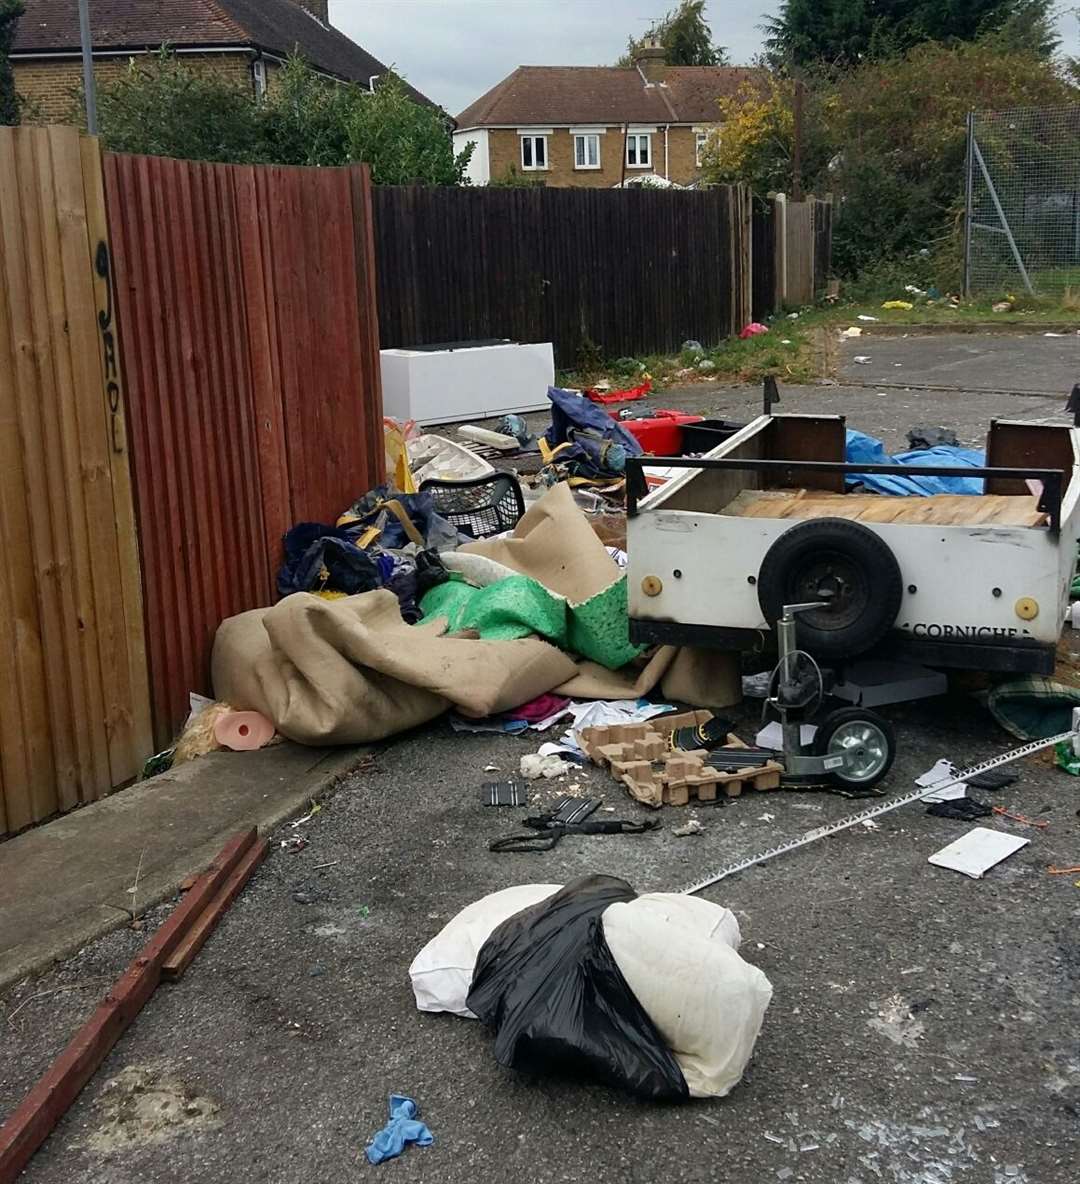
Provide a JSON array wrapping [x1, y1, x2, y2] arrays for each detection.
[[0, 0, 25, 126], [93, 52, 473, 184], [763, 0, 1058, 68], [699, 77, 830, 195], [95, 49, 266, 162], [619, 1, 728, 67]]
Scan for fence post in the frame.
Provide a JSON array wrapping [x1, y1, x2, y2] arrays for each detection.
[[963, 111, 974, 299], [773, 192, 787, 309]]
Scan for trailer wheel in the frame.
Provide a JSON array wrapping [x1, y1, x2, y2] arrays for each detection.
[[757, 517, 903, 660], [813, 707, 895, 789]]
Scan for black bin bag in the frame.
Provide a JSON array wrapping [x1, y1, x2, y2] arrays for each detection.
[[465, 874, 689, 1101]]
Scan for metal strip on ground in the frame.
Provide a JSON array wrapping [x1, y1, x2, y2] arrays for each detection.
[[679, 731, 1071, 897]]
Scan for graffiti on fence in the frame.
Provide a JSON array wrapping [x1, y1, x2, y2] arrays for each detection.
[[95, 240, 124, 455]]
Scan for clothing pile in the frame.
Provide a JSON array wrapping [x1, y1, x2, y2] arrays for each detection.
[[276, 485, 460, 622], [537, 386, 643, 487]]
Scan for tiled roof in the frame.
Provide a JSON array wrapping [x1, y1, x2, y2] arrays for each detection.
[[12, 0, 434, 105], [456, 65, 766, 129]]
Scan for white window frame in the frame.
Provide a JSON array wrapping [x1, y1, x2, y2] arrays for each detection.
[[574, 132, 601, 170], [519, 134, 549, 171], [695, 131, 709, 167], [626, 133, 651, 169], [252, 57, 268, 99]]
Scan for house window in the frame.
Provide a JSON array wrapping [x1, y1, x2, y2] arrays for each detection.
[[574, 133, 601, 170], [520, 135, 548, 170], [626, 133, 651, 169], [252, 58, 268, 99], [696, 131, 710, 167]]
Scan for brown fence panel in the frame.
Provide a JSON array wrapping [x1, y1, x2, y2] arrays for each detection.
[[105, 155, 383, 746], [0, 127, 151, 835], [372, 185, 748, 366]]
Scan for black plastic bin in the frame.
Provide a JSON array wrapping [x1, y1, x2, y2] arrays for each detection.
[[680, 419, 745, 454]]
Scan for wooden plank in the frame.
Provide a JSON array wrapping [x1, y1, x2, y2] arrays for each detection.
[[13, 129, 86, 814], [0, 830, 257, 1184], [161, 837, 269, 981], [35, 127, 111, 803], [80, 135, 152, 776], [0, 130, 55, 832], [49, 126, 135, 794]]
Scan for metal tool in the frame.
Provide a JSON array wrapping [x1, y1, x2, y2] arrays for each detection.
[[679, 727, 1076, 897]]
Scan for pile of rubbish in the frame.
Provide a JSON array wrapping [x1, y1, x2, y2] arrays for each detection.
[[409, 875, 773, 1100]]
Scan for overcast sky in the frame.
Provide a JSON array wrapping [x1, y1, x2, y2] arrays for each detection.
[[329, 1, 1080, 116]]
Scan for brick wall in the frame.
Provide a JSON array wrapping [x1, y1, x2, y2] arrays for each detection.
[[486, 124, 718, 188], [14, 53, 255, 123]]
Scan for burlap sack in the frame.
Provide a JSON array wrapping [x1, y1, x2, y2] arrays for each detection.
[[212, 590, 578, 745]]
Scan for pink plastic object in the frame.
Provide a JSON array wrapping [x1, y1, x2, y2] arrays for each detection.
[[738, 322, 769, 339], [214, 710, 275, 752]]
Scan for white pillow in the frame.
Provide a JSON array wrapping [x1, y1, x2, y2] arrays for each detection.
[[603, 894, 772, 1098], [409, 884, 561, 1018]]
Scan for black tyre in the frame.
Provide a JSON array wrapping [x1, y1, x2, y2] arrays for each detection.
[[813, 707, 896, 789], [757, 517, 903, 661]]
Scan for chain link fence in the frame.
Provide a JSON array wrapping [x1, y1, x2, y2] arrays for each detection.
[[965, 105, 1080, 298]]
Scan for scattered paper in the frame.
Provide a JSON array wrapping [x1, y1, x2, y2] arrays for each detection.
[[1044, 332, 1064, 338], [857, 314, 879, 322], [916, 759, 968, 802], [928, 827, 1029, 879], [672, 819, 705, 837], [555, 699, 676, 753], [842, 326, 863, 338], [756, 721, 817, 751], [853, 355, 872, 365]]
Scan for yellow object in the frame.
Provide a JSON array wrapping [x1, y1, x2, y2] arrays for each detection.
[[383, 418, 417, 494], [355, 525, 381, 549], [313, 589, 350, 600], [641, 576, 663, 597], [1015, 597, 1039, 621], [882, 300, 914, 310]]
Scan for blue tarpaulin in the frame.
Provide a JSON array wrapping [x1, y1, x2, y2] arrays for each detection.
[[845, 430, 986, 496]]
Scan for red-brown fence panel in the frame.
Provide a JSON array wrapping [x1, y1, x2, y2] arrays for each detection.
[[104, 155, 383, 746]]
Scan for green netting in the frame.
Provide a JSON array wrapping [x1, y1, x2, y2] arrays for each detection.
[[420, 573, 643, 670]]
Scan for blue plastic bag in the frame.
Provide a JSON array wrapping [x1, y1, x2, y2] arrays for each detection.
[[845, 430, 985, 496]]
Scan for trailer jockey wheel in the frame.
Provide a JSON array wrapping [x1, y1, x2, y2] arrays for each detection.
[[813, 707, 896, 790], [758, 518, 903, 661]]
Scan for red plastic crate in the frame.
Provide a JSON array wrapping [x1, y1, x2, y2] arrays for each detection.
[[613, 409, 704, 455]]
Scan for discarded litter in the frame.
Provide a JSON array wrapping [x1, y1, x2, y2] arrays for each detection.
[[853, 355, 872, 365], [672, 819, 705, 837], [435, 875, 772, 1099], [882, 300, 914, 310], [841, 326, 863, 338], [857, 314, 879, 322], [365, 1094, 433, 1165], [739, 322, 769, 339], [927, 827, 1030, 879], [520, 754, 574, 780], [916, 759, 968, 803], [214, 709, 274, 751], [480, 781, 530, 807]]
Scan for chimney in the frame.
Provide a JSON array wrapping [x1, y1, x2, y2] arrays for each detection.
[[634, 37, 668, 85], [291, 0, 330, 25]]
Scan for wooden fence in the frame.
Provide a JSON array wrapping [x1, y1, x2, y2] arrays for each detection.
[[0, 127, 151, 834], [771, 194, 834, 310], [104, 154, 384, 747], [373, 184, 754, 366]]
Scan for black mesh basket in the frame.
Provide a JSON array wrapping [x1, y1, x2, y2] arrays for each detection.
[[419, 473, 526, 540]]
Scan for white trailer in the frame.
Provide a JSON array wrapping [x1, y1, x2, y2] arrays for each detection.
[[627, 414, 1080, 675]]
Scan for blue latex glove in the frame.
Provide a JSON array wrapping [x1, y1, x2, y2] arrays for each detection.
[[365, 1094, 434, 1165]]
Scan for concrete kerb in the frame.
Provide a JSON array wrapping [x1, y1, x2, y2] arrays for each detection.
[[0, 744, 373, 992]]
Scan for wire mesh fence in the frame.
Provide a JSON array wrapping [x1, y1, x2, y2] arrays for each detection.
[[965, 105, 1080, 298]]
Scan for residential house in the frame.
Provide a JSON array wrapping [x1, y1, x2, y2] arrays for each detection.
[[453, 44, 764, 188], [11, 0, 434, 122]]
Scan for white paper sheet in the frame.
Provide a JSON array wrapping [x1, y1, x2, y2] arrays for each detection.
[[755, 722, 817, 751], [927, 828, 1029, 879], [916, 759, 969, 803]]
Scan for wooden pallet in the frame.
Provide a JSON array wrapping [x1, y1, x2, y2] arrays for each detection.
[[578, 712, 783, 808]]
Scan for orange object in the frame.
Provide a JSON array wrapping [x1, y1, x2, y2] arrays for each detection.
[[213, 710, 275, 752], [1047, 865, 1080, 875], [992, 806, 1048, 829]]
